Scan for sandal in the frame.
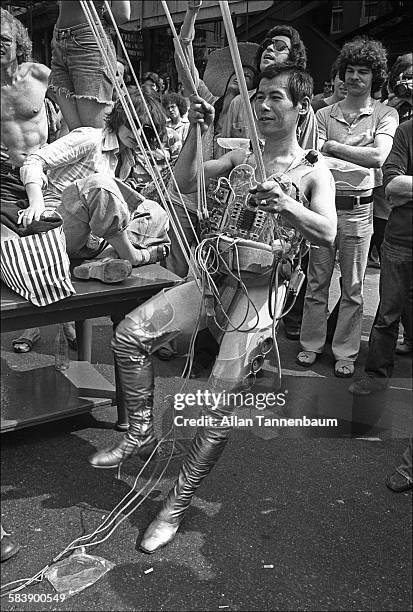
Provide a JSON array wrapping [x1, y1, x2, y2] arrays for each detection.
[[12, 328, 40, 353], [335, 360, 354, 378], [296, 351, 318, 367]]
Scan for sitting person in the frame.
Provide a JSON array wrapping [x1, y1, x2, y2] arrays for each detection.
[[0, 7, 74, 352], [88, 65, 336, 554], [18, 90, 170, 277]]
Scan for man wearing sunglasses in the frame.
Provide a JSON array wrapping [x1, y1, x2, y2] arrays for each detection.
[[221, 24, 317, 151], [19, 90, 170, 279]]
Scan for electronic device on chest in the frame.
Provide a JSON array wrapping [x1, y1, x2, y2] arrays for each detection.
[[203, 150, 318, 250]]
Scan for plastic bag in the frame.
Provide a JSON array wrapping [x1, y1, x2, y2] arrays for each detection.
[[45, 547, 115, 599]]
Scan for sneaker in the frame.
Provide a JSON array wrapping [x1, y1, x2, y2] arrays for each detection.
[[348, 376, 388, 396], [73, 258, 132, 283], [395, 340, 412, 356], [385, 469, 413, 492]]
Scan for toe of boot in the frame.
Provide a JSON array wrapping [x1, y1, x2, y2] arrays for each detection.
[[139, 518, 179, 554]]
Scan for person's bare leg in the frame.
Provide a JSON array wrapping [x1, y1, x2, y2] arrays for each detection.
[[76, 98, 113, 129], [54, 93, 82, 131]]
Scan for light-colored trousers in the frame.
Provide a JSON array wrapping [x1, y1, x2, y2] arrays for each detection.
[[300, 203, 373, 362]]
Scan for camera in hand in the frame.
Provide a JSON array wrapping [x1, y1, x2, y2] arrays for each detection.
[[393, 73, 413, 98]]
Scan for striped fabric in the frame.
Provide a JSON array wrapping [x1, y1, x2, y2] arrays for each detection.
[[0, 227, 75, 307]]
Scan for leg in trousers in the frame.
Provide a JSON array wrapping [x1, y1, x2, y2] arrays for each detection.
[[140, 282, 275, 553], [88, 281, 203, 471]]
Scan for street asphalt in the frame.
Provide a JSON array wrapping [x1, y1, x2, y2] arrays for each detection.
[[1, 266, 412, 611]]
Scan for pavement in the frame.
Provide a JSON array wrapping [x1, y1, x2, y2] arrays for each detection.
[[1, 265, 412, 611]]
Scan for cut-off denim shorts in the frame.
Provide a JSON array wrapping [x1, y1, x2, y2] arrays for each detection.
[[48, 21, 116, 104]]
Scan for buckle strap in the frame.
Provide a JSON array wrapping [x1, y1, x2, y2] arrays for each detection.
[[336, 194, 373, 210]]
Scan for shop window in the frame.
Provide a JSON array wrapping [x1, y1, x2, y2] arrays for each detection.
[[330, 6, 343, 33], [360, 0, 380, 25]]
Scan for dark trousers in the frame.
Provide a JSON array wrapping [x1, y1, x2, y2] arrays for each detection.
[[368, 216, 387, 260], [365, 240, 413, 378]]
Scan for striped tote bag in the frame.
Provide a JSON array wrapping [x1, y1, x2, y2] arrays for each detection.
[[0, 226, 75, 307]]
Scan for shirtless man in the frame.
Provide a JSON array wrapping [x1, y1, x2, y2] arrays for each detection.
[[89, 65, 337, 554], [0, 8, 74, 352], [1, 8, 49, 178]]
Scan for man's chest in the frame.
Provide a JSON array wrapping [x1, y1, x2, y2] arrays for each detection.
[[1, 80, 46, 123]]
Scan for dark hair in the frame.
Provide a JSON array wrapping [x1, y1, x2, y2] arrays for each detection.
[[162, 92, 187, 117], [257, 25, 307, 70], [387, 52, 413, 93], [0, 7, 32, 63], [338, 36, 388, 94], [142, 71, 160, 89], [106, 90, 166, 141], [257, 64, 314, 106], [330, 57, 340, 82]]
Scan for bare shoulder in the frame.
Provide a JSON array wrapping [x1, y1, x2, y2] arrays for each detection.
[[23, 62, 50, 84], [303, 162, 335, 194]]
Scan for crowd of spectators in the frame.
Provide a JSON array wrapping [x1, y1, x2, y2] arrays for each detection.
[[1, 0, 412, 562]]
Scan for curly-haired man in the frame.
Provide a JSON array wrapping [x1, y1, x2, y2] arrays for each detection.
[[298, 37, 399, 378], [0, 6, 50, 558], [1, 8, 53, 353], [162, 92, 190, 145]]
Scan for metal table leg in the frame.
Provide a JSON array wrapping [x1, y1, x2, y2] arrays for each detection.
[[111, 314, 129, 431]]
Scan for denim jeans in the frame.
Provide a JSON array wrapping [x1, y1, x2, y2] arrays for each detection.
[[300, 203, 373, 361], [49, 22, 116, 103], [397, 437, 412, 482], [59, 174, 170, 259], [365, 240, 413, 378]]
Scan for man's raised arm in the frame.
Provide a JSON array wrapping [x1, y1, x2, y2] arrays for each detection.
[[174, 95, 243, 193]]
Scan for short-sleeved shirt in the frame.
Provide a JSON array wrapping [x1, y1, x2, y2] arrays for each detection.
[[383, 119, 413, 248], [316, 100, 399, 191]]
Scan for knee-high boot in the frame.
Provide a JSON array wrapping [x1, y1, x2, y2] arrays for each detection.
[[88, 319, 157, 470], [140, 413, 232, 554]]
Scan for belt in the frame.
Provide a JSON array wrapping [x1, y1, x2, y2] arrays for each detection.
[[335, 194, 373, 210]]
